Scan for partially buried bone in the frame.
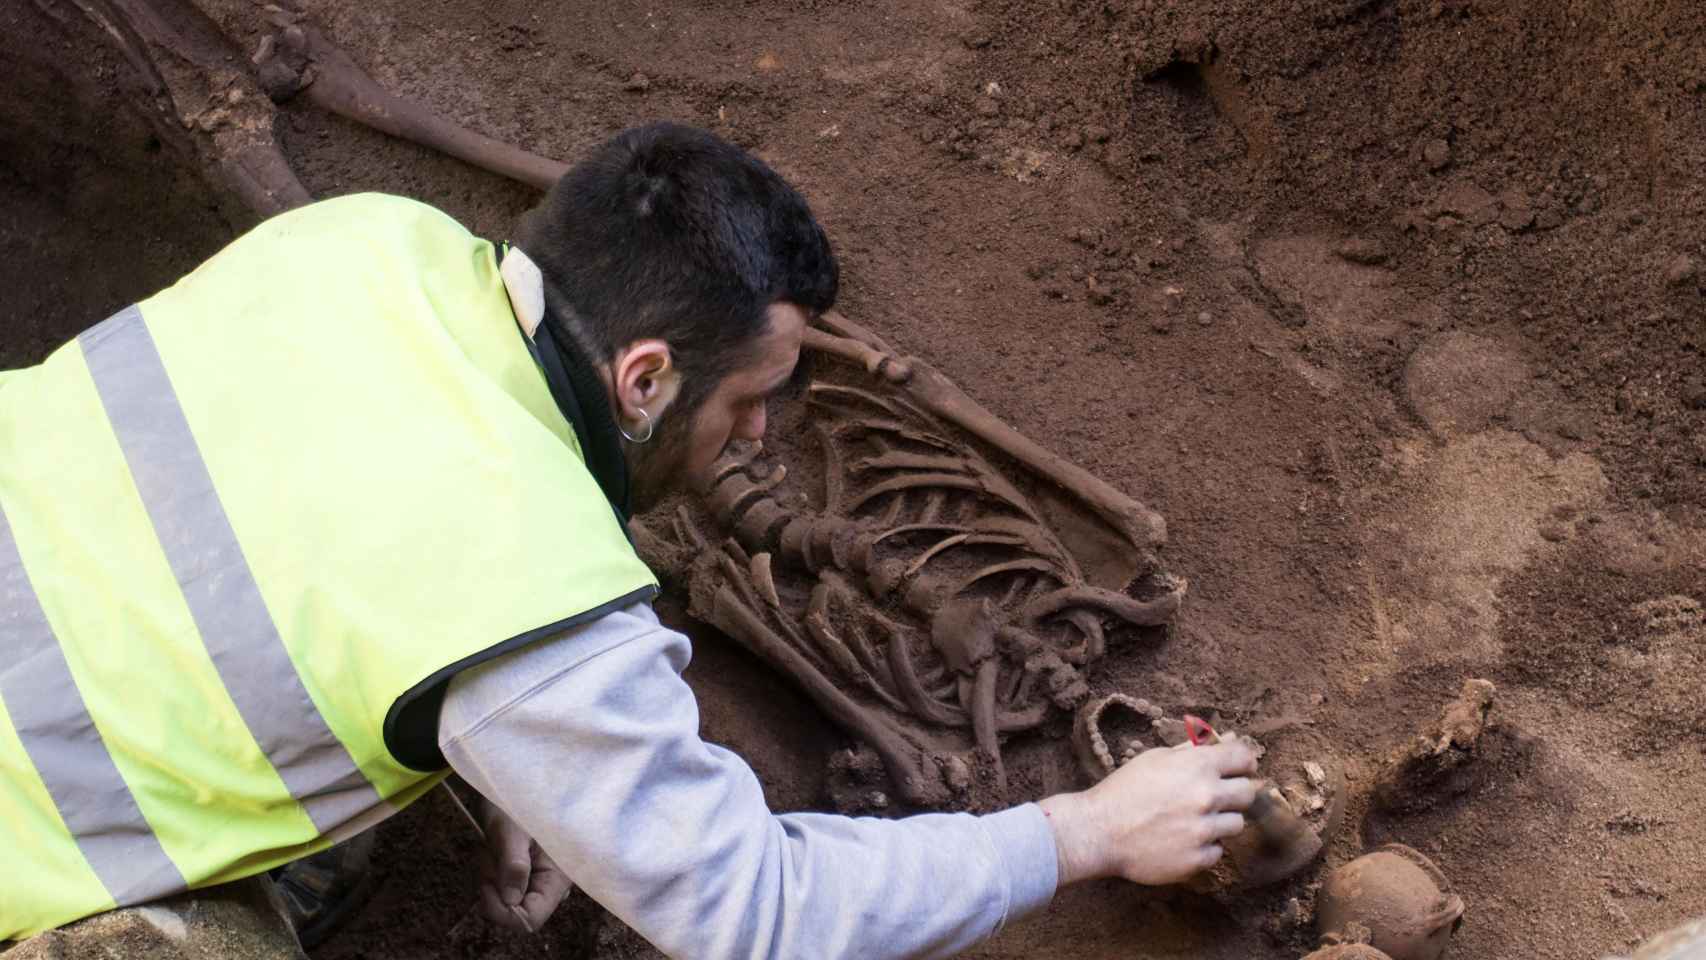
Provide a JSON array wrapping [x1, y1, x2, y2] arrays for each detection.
[[689, 541, 952, 807], [35, 0, 312, 218], [1375, 679, 1496, 814], [1612, 916, 1706, 960], [1072, 693, 1165, 781], [1224, 783, 1326, 888], [1302, 947, 1396, 960], [253, 8, 567, 190], [1316, 845, 1465, 960], [807, 314, 1168, 551]]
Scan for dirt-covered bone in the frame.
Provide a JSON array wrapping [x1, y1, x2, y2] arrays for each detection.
[[1316, 845, 1465, 960], [252, 8, 569, 191], [806, 316, 1170, 551], [29, 0, 310, 217], [1374, 678, 1497, 814], [1071, 693, 1166, 781], [642, 326, 1186, 808]]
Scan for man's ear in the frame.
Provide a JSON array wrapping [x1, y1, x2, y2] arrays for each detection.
[[610, 339, 682, 425]]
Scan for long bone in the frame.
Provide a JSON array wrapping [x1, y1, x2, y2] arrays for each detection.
[[1023, 583, 1186, 629], [805, 319, 1168, 551], [696, 570, 949, 807], [931, 599, 1006, 792], [31, 0, 312, 218], [253, 11, 568, 191]]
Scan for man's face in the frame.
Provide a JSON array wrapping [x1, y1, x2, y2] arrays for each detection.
[[628, 302, 807, 511]]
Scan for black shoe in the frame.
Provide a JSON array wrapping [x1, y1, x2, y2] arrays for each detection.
[[272, 831, 377, 949]]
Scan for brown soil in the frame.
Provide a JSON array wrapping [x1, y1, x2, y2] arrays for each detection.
[[4, 0, 1705, 958]]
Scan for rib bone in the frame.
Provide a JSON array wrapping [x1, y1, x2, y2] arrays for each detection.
[[811, 313, 1168, 550]]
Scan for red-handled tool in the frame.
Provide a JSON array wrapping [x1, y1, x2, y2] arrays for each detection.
[[1184, 714, 1220, 746], [1182, 713, 1325, 884]]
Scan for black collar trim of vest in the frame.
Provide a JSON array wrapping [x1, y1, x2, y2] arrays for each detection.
[[382, 583, 660, 771], [498, 245, 635, 523]]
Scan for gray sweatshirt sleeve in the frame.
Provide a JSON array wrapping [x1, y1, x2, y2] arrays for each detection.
[[437, 602, 1057, 960]]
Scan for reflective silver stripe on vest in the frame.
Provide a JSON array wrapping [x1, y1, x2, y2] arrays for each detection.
[[0, 501, 186, 905], [80, 305, 384, 835]]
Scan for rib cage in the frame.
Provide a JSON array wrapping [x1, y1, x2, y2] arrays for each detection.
[[637, 321, 1186, 808]]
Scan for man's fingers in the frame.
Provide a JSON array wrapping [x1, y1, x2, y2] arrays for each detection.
[[1196, 844, 1225, 870], [519, 851, 574, 929], [1205, 812, 1246, 841], [519, 887, 568, 931], [480, 882, 531, 932], [495, 829, 532, 906], [1206, 740, 1260, 776], [1210, 777, 1260, 812]]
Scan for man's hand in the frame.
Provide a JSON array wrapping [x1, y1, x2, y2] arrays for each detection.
[[1037, 739, 1260, 886], [478, 798, 574, 933]]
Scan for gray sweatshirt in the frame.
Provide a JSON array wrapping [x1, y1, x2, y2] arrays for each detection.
[[438, 602, 1058, 959]]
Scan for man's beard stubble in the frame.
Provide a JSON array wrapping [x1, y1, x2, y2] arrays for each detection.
[[624, 402, 699, 515]]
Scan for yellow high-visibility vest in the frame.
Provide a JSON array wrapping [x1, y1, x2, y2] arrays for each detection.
[[0, 194, 657, 939]]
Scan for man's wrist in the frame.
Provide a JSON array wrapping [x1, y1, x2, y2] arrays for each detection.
[[1037, 791, 1100, 887]]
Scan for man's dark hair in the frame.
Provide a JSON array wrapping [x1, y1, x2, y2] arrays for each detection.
[[515, 122, 838, 412]]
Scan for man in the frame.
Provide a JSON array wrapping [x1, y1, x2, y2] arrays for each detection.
[[0, 122, 1258, 957]]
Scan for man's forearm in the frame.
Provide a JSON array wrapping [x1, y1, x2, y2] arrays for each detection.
[[438, 603, 1057, 959]]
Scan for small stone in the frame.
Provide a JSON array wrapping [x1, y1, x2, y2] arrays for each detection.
[[1499, 192, 1536, 231], [1536, 206, 1565, 230], [1085, 124, 1110, 143], [866, 790, 890, 809], [961, 30, 993, 49], [942, 755, 973, 792], [974, 96, 1000, 117], [1664, 254, 1698, 287], [1438, 181, 1499, 226], [1538, 521, 1569, 543], [1196, 310, 1214, 326], [1058, 129, 1084, 150], [622, 72, 651, 92], [1335, 236, 1388, 265], [1150, 316, 1174, 334], [1304, 761, 1328, 787], [1423, 138, 1451, 170], [1500, 207, 1535, 231], [1174, 28, 1212, 63]]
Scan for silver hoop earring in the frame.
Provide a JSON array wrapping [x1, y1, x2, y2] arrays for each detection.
[[620, 406, 654, 444]]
